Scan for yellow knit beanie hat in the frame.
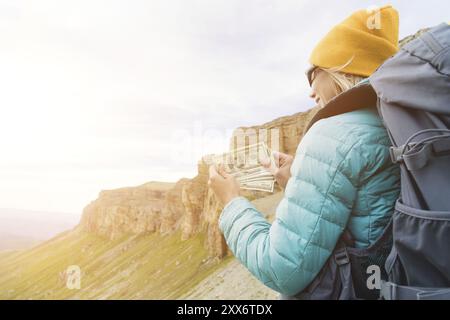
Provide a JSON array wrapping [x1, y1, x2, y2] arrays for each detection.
[[309, 5, 399, 77]]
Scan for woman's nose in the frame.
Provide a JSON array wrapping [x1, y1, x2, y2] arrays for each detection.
[[309, 90, 316, 100]]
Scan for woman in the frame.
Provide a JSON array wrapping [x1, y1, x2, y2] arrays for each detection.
[[209, 5, 400, 298]]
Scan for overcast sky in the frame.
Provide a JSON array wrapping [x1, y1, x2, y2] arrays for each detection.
[[0, 0, 448, 216]]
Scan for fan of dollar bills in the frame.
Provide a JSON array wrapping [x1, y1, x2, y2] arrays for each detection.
[[204, 142, 277, 193]]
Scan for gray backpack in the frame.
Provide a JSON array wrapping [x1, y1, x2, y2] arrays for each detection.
[[289, 23, 450, 300], [374, 23, 450, 300]]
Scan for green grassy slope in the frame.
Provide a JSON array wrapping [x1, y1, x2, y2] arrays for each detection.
[[0, 229, 230, 300]]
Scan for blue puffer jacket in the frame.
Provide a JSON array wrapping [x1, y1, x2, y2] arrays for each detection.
[[219, 107, 400, 297]]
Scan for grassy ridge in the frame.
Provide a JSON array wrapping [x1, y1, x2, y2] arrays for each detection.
[[0, 229, 230, 300]]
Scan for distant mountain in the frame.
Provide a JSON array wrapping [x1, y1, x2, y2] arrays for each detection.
[[0, 233, 41, 251], [0, 208, 80, 251]]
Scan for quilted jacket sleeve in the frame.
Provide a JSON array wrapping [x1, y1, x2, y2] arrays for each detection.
[[218, 122, 366, 296]]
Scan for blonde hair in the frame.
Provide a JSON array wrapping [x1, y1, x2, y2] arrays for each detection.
[[317, 58, 365, 94]]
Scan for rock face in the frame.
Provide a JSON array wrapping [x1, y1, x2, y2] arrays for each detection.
[[181, 164, 208, 240], [80, 182, 175, 239], [79, 106, 318, 257], [159, 179, 190, 235]]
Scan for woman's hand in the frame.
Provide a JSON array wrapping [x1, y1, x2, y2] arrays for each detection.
[[262, 151, 294, 189], [208, 164, 241, 205]]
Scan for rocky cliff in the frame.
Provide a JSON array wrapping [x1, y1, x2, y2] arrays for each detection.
[[79, 106, 319, 258], [80, 181, 175, 239]]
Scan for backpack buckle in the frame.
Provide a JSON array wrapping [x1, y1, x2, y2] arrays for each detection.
[[334, 249, 350, 266], [390, 143, 418, 163], [380, 281, 397, 300], [389, 146, 403, 163]]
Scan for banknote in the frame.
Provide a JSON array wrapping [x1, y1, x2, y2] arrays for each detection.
[[204, 142, 276, 192], [240, 180, 275, 193]]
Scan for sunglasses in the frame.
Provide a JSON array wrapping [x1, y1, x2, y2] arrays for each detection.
[[306, 65, 318, 87]]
